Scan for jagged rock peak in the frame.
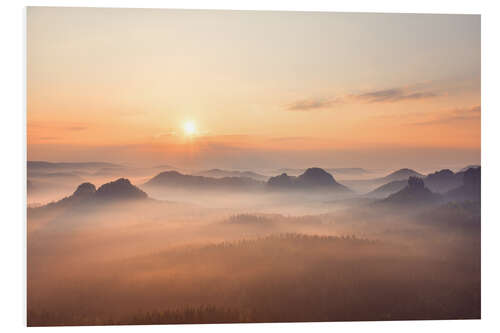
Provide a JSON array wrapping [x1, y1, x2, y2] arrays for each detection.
[[72, 182, 96, 197], [96, 178, 148, 200], [268, 173, 294, 186], [297, 167, 337, 186], [407, 176, 424, 189]]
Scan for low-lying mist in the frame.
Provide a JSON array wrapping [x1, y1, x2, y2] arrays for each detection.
[[27, 166, 481, 326]]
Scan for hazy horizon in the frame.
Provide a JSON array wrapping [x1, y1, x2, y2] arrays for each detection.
[[27, 8, 480, 171], [26, 156, 478, 176], [26, 8, 481, 326]]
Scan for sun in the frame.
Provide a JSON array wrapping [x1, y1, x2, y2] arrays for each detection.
[[183, 121, 197, 136]]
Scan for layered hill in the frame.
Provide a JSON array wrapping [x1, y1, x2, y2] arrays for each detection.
[[368, 166, 480, 198], [30, 178, 148, 212], [379, 177, 442, 207], [326, 168, 369, 176], [143, 171, 264, 191], [274, 167, 368, 177], [195, 169, 268, 181], [267, 168, 351, 192], [368, 169, 464, 197], [446, 167, 480, 202], [379, 168, 423, 182], [342, 168, 423, 193]]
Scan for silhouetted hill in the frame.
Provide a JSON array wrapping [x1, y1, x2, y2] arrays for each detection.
[[459, 165, 480, 172], [43, 182, 98, 208], [368, 169, 464, 197], [73, 182, 97, 198], [95, 178, 148, 201], [267, 168, 350, 192], [297, 168, 339, 186], [274, 167, 368, 177], [145, 168, 350, 193], [381, 168, 423, 182], [144, 171, 263, 191], [27, 161, 124, 195], [379, 177, 441, 207], [195, 169, 268, 181], [341, 168, 423, 193], [368, 180, 407, 197], [29, 178, 148, 212], [446, 167, 480, 202], [267, 173, 296, 187], [424, 169, 463, 192]]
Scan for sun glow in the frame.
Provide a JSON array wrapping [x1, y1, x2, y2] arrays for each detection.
[[183, 121, 197, 136]]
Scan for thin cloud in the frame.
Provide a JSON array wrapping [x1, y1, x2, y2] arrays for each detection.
[[286, 85, 439, 111], [410, 105, 480, 126], [352, 88, 438, 103], [286, 98, 340, 111]]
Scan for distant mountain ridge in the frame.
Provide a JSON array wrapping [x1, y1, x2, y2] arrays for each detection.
[[95, 178, 148, 201], [459, 165, 480, 172], [368, 179, 407, 196], [144, 170, 263, 191], [267, 168, 351, 192], [274, 167, 369, 177], [326, 168, 369, 175], [446, 167, 480, 202], [144, 168, 351, 193], [379, 177, 442, 207], [375, 167, 480, 208], [341, 168, 423, 193], [30, 178, 148, 211], [380, 168, 423, 182], [195, 169, 268, 181], [368, 167, 475, 197]]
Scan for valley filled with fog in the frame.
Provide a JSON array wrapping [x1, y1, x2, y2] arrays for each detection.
[[27, 161, 481, 325], [25, 7, 482, 327]]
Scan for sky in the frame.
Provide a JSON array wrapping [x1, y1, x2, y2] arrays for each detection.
[[27, 7, 480, 172]]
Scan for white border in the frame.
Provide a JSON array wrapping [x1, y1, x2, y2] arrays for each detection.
[[2, 1, 499, 332]]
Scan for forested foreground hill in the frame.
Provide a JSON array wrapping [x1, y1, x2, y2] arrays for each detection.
[[28, 233, 480, 326]]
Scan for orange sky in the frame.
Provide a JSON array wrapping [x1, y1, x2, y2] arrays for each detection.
[[27, 8, 480, 171]]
